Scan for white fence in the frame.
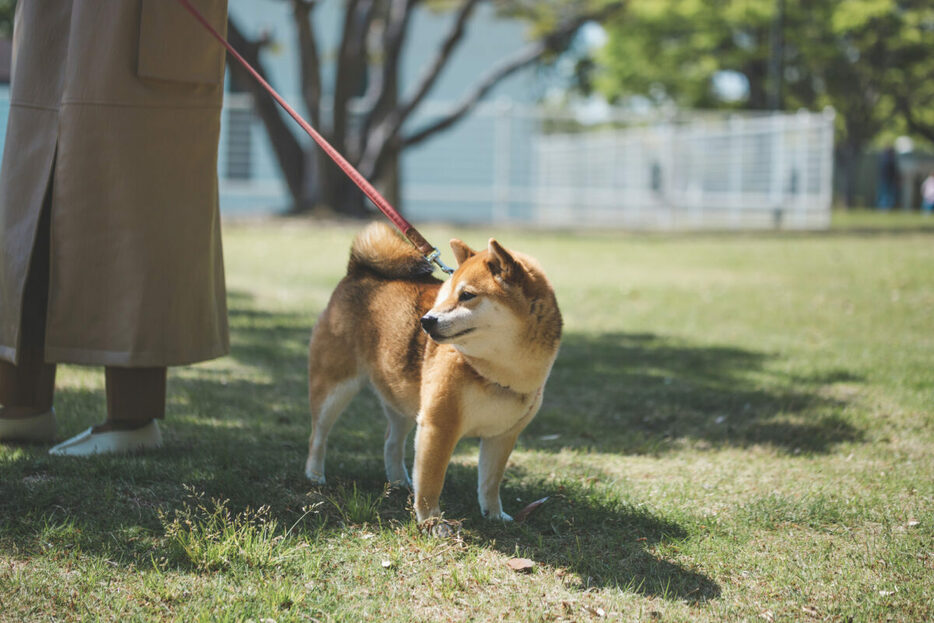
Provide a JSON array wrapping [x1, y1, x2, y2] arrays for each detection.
[[217, 98, 836, 230], [400, 103, 835, 230]]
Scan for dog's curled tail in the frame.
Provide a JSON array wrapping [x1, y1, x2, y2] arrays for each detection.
[[348, 222, 434, 279]]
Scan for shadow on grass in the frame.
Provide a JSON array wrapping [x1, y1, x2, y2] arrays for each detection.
[[1, 290, 869, 605], [530, 332, 863, 455], [0, 424, 719, 603], [440, 463, 721, 602]]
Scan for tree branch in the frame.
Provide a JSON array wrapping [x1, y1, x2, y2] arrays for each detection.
[[403, 2, 625, 149], [333, 0, 377, 154], [400, 0, 481, 120], [401, 45, 538, 149], [226, 17, 306, 206], [895, 93, 934, 144], [357, 0, 480, 177], [292, 0, 322, 130], [355, 0, 415, 136]]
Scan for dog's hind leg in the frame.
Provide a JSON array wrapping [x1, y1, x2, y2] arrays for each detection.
[[305, 373, 364, 484], [380, 400, 415, 488]]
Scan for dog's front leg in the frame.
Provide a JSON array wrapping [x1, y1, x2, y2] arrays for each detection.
[[412, 422, 460, 522], [477, 430, 520, 521]]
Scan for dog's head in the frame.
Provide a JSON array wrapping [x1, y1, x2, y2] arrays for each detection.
[[420, 237, 561, 357]]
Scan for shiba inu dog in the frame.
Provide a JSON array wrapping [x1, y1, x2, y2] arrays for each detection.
[[305, 223, 562, 523]]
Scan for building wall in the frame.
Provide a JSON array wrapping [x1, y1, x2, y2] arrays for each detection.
[[223, 0, 539, 216]]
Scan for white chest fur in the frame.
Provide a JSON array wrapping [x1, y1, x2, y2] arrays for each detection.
[[458, 382, 540, 439]]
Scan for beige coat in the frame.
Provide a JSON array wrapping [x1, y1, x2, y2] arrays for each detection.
[[0, 0, 230, 367]]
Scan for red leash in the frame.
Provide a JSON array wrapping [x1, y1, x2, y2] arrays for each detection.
[[176, 0, 453, 274]]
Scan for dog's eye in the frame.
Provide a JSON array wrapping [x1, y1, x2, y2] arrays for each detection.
[[458, 290, 477, 302]]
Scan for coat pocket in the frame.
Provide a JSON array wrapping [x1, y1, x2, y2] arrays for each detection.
[[137, 0, 227, 85]]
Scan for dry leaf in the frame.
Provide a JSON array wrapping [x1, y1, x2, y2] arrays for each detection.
[[515, 496, 549, 522], [507, 558, 534, 573]]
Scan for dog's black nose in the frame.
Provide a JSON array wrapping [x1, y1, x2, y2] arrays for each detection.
[[420, 315, 438, 332]]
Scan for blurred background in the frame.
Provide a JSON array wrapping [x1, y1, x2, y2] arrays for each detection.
[[0, 0, 931, 229]]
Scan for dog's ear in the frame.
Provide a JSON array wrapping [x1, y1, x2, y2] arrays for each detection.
[[449, 239, 476, 266], [486, 239, 521, 283]]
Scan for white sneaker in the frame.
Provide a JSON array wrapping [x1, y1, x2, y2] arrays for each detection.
[[48, 420, 162, 456], [0, 408, 57, 442]]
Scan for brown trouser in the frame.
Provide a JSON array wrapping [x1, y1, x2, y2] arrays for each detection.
[[0, 184, 165, 425]]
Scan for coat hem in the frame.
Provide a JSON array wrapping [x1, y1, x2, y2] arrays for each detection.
[[57, 100, 222, 111], [11, 99, 222, 112], [7, 102, 60, 113], [42, 343, 230, 367]]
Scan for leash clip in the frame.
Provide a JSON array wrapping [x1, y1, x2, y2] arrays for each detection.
[[426, 248, 455, 275]]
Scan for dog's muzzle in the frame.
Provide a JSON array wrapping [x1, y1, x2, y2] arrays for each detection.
[[420, 314, 439, 334], [420, 314, 475, 342]]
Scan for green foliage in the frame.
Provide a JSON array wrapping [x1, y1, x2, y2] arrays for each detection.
[[323, 482, 388, 526], [494, 0, 620, 35], [0, 1, 13, 38], [597, 0, 934, 147], [159, 488, 307, 572], [597, 0, 774, 109]]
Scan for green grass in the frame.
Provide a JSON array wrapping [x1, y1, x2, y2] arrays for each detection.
[[2, 211, 933, 621]]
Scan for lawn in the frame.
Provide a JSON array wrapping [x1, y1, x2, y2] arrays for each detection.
[[1, 211, 932, 622]]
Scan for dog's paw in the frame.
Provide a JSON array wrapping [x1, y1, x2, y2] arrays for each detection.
[[482, 509, 514, 522], [387, 477, 413, 490], [386, 470, 413, 490], [304, 468, 327, 485]]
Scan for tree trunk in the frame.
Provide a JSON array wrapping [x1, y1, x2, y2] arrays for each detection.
[[317, 156, 370, 217], [376, 147, 402, 210], [312, 144, 399, 218]]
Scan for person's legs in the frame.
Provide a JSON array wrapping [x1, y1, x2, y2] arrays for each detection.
[[0, 183, 57, 437], [0, 360, 55, 416], [0, 260, 56, 415], [48, 366, 166, 454], [1, 163, 169, 446], [95, 366, 166, 432]]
